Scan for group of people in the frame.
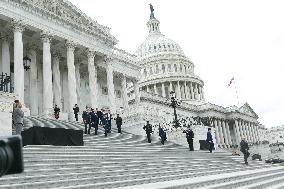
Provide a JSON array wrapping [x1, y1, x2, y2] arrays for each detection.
[[12, 100, 24, 135], [144, 121, 250, 165], [81, 106, 122, 137]]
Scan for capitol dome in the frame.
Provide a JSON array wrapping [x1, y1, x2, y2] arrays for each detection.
[[136, 27, 184, 57], [136, 6, 205, 104]]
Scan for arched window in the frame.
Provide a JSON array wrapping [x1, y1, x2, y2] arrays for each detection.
[[180, 64, 183, 72], [150, 67, 153, 75], [168, 64, 171, 72], [144, 69, 147, 77], [174, 64, 177, 72], [162, 64, 165, 73], [156, 65, 159, 74]]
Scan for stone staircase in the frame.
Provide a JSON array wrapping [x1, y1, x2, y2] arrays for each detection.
[[1, 117, 284, 189]]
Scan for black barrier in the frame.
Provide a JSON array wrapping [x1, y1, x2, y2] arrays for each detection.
[[22, 126, 84, 146], [0, 135, 23, 177], [199, 140, 215, 150]]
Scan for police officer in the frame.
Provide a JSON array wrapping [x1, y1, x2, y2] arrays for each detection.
[[159, 124, 167, 145], [115, 114, 122, 133], [143, 121, 153, 143]]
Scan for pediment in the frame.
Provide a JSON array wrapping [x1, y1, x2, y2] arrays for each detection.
[[238, 103, 258, 118]]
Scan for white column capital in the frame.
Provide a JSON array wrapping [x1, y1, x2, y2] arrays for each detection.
[[65, 40, 76, 51], [87, 50, 96, 59], [40, 31, 53, 43], [11, 19, 25, 33]]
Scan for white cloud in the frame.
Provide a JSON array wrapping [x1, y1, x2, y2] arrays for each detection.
[[69, 0, 284, 127]]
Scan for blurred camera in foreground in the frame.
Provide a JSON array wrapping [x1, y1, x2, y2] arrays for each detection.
[[0, 135, 23, 177]]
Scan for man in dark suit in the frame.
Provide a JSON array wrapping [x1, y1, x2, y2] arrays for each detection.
[[73, 104, 79, 121], [159, 124, 167, 145], [89, 108, 99, 135], [183, 127, 194, 151], [106, 110, 112, 133], [240, 137, 250, 165], [115, 114, 122, 133], [82, 106, 90, 134], [96, 108, 103, 124], [206, 128, 214, 153], [143, 121, 153, 143]]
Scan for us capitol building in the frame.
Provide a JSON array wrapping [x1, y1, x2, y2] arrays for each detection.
[[0, 0, 261, 149]]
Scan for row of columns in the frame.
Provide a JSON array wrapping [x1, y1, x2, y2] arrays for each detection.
[[233, 119, 259, 144], [7, 20, 139, 120], [214, 119, 232, 148], [143, 63, 193, 78], [145, 81, 204, 101], [214, 118, 259, 148]]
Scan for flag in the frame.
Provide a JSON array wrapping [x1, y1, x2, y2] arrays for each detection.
[[228, 77, 234, 87]]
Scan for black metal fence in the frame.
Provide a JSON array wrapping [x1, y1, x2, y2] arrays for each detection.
[[0, 72, 13, 93]]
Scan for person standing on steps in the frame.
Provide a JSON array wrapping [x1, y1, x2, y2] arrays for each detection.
[[183, 127, 194, 151], [206, 128, 214, 153], [158, 124, 167, 145], [101, 113, 108, 137], [106, 110, 112, 133], [73, 104, 79, 121], [240, 137, 250, 165], [82, 106, 90, 134], [54, 104, 60, 120], [96, 108, 103, 125], [115, 114, 122, 133], [143, 121, 153, 143], [89, 108, 99, 135], [13, 102, 24, 135]]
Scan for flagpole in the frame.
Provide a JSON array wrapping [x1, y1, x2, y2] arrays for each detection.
[[233, 78, 240, 106]]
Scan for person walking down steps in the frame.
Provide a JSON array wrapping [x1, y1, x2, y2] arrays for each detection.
[[158, 124, 167, 145], [183, 127, 194, 151], [73, 104, 79, 121], [143, 121, 153, 143], [240, 137, 250, 165]]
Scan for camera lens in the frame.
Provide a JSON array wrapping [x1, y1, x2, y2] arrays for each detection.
[[0, 141, 14, 177]]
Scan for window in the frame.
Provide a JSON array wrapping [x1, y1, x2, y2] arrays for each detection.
[[115, 90, 121, 98], [180, 64, 183, 72], [156, 65, 159, 74], [174, 64, 177, 72], [162, 64, 165, 73], [102, 86, 108, 95], [144, 69, 147, 77], [168, 64, 171, 72]]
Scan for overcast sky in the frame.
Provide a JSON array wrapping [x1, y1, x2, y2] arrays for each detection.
[[69, 0, 284, 128]]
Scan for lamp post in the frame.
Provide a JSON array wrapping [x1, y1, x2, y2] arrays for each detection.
[[169, 91, 181, 128], [23, 55, 31, 71]]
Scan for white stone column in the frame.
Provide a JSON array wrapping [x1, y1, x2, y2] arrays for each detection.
[[75, 62, 81, 107], [121, 74, 128, 111], [194, 83, 198, 100], [235, 120, 241, 146], [146, 85, 150, 93], [12, 21, 25, 103], [169, 81, 173, 92], [2, 35, 10, 76], [154, 83, 158, 95], [106, 59, 116, 113], [41, 32, 54, 115], [252, 123, 257, 143], [87, 50, 98, 109], [134, 80, 140, 106], [184, 82, 188, 99], [52, 53, 62, 109], [177, 81, 181, 99], [66, 41, 77, 120], [28, 47, 38, 115], [161, 82, 166, 97], [214, 119, 220, 146], [190, 82, 194, 100], [222, 120, 229, 147], [226, 121, 232, 146], [218, 119, 225, 147]]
